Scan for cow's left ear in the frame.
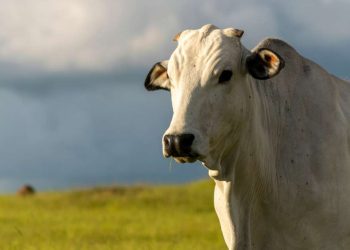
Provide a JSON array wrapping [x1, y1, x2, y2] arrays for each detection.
[[144, 61, 170, 91], [246, 48, 285, 80]]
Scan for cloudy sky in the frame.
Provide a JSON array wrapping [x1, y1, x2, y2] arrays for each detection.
[[0, 0, 349, 76], [0, 0, 349, 192]]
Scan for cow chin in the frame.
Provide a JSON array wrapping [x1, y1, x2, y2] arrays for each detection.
[[173, 156, 198, 164]]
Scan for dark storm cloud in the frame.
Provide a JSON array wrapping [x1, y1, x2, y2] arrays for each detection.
[[0, 76, 207, 192]]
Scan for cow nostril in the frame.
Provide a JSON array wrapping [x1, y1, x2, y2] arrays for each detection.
[[163, 135, 174, 157], [163, 133, 195, 157], [174, 133, 195, 156], [178, 134, 195, 148], [163, 135, 171, 147]]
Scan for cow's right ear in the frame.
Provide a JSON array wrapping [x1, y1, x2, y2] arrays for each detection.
[[245, 48, 284, 80], [144, 61, 170, 91]]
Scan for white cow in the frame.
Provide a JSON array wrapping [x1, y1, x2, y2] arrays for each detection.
[[144, 24, 350, 250]]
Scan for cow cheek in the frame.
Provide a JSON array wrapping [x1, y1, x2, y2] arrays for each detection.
[[202, 101, 230, 148]]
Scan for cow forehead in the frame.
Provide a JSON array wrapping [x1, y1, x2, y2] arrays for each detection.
[[168, 28, 242, 80]]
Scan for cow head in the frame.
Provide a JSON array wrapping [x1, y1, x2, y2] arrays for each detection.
[[145, 24, 284, 171]]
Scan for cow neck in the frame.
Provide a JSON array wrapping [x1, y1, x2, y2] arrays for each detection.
[[220, 75, 281, 204], [207, 75, 283, 249]]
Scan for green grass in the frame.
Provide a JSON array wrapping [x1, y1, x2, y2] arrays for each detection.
[[0, 180, 226, 250]]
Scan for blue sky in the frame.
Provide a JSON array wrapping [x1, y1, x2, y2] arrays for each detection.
[[0, 0, 349, 192]]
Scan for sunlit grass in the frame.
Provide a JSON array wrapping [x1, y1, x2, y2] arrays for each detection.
[[0, 180, 225, 250]]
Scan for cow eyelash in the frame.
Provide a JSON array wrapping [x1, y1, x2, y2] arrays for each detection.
[[218, 70, 233, 84]]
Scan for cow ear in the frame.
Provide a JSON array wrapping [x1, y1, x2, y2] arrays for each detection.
[[144, 61, 170, 91], [246, 48, 285, 80]]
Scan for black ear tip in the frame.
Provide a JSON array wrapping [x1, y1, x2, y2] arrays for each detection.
[[144, 67, 153, 90], [144, 62, 161, 91], [280, 57, 285, 69]]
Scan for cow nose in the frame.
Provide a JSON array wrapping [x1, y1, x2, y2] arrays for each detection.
[[163, 134, 195, 157]]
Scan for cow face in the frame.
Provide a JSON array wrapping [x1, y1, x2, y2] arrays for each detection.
[[145, 25, 284, 166]]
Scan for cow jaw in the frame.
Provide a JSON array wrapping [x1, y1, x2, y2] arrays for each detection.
[[200, 143, 235, 180]]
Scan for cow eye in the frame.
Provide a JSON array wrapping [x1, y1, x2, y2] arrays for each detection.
[[218, 70, 233, 84]]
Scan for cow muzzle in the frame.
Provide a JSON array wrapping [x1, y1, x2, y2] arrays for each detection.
[[163, 133, 199, 163]]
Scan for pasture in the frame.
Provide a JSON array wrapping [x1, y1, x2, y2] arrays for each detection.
[[0, 180, 225, 250]]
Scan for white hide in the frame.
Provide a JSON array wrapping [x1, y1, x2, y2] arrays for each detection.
[[152, 25, 350, 249]]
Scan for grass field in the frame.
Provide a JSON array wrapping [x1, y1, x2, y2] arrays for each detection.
[[0, 180, 226, 250]]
